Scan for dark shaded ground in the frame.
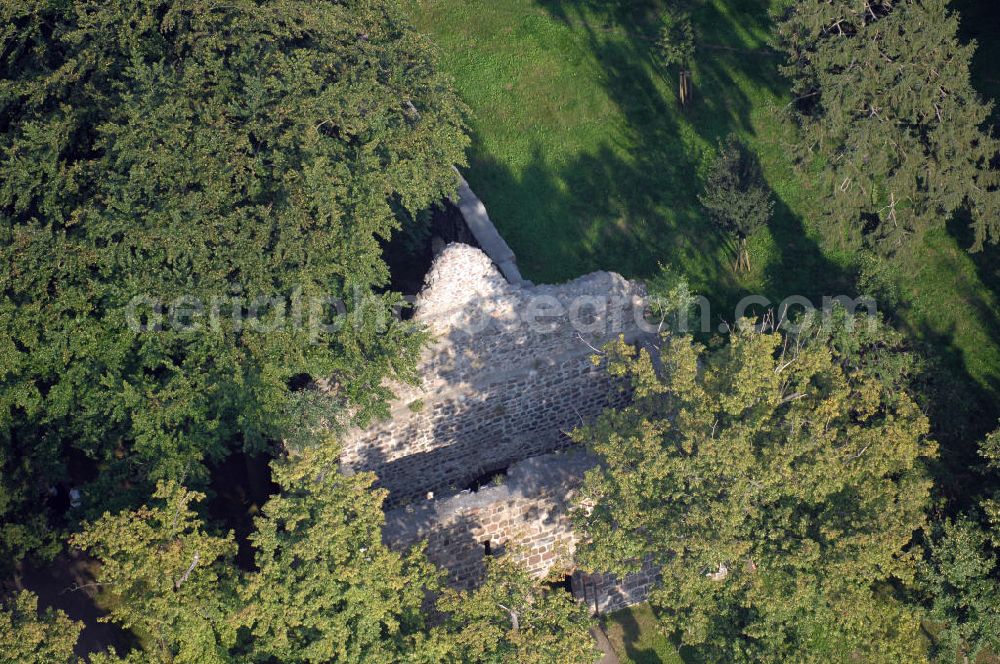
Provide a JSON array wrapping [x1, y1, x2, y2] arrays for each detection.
[[953, 0, 1000, 128], [381, 200, 481, 296], [206, 451, 279, 570], [12, 552, 136, 659]]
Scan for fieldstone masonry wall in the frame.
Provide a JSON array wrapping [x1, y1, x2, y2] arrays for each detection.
[[341, 243, 650, 506], [383, 449, 660, 614], [343, 240, 659, 614]]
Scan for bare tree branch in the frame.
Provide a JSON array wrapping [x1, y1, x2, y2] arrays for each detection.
[[174, 551, 200, 592]]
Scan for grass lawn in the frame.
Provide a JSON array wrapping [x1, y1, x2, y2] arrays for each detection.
[[407, 0, 1000, 462], [408, 0, 850, 299], [602, 603, 685, 664]]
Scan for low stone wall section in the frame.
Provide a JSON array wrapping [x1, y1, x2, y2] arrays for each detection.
[[451, 169, 526, 286], [572, 560, 662, 615]]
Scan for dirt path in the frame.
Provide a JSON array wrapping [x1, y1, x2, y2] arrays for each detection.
[[591, 624, 621, 663]]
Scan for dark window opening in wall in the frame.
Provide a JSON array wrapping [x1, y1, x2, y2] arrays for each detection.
[[483, 540, 492, 556], [463, 466, 510, 493], [544, 574, 574, 595]]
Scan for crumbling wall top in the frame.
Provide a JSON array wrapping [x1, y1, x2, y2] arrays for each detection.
[[413, 243, 512, 335], [404, 243, 648, 394], [382, 448, 597, 544]]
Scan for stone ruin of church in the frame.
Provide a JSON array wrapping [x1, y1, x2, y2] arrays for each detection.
[[341, 233, 660, 614]]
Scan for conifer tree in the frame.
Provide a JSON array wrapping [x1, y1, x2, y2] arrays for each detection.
[[0, 0, 467, 566], [699, 135, 773, 272], [775, 0, 1000, 252]]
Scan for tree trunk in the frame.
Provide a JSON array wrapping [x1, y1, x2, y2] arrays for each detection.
[[732, 237, 750, 273], [679, 69, 691, 106]]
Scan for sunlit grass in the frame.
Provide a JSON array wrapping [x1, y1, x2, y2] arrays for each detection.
[[602, 603, 685, 664]]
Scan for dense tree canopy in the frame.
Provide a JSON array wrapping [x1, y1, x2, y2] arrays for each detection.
[[919, 516, 1000, 663], [982, 427, 1000, 536], [776, 0, 1000, 252], [7, 0, 1000, 661], [437, 555, 598, 664], [0, 0, 467, 568], [241, 443, 442, 664], [917, 425, 1000, 662], [71, 482, 239, 664], [0, 590, 81, 664], [574, 310, 935, 661], [62, 443, 594, 663]]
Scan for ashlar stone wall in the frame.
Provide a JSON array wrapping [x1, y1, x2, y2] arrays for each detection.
[[341, 243, 651, 507]]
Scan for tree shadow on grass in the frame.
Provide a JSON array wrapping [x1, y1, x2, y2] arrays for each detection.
[[953, 0, 1000, 128], [535, 0, 787, 130], [468, 133, 742, 315], [905, 214, 1000, 496], [604, 604, 706, 664], [611, 608, 664, 663], [467, 0, 850, 323], [908, 319, 998, 503], [862, 218, 1000, 500], [461, 4, 723, 289]]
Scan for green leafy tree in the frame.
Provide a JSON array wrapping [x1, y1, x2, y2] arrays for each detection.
[[573, 310, 935, 662], [856, 249, 903, 310], [55, 443, 594, 664], [646, 264, 702, 333], [919, 517, 1000, 663], [241, 441, 443, 663], [0, 590, 81, 664], [0, 0, 467, 563], [917, 424, 1000, 663], [436, 555, 598, 664], [775, 0, 1000, 253], [698, 135, 773, 272], [982, 427, 1000, 537], [71, 482, 239, 664]]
